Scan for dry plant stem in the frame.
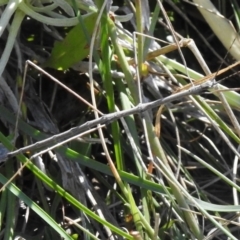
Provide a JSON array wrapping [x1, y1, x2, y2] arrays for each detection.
[[14, 58, 28, 145], [127, 39, 190, 65], [78, 174, 111, 240], [155, 51, 182, 178], [135, 0, 144, 73], [187, 39, 240, 138], [49, 83, 58, 111], [186, 39, 213, 78], [233, 146, 240, 223], [157, 0, 191, 82], [0, 157, 30, 192], [192, 161, 240, 194], [22, 205, 30, 233], [64, 216, 99, 240], [175, 60, 240, 92], [154, 105, 164, 137], [133, 32, 142, 104], [88, 1, 115, 239], [133, 32, 154, 173], [189, 94, 240, 162], [187, 38, 240, 136], [154, 156, 238, 240], [25, 61, 103, 115], [164, 0, 228, 66]]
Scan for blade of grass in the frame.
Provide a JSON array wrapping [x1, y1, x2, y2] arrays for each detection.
[[99, 7, 124, 170], [4, 161, 16, 240], [0, 174, 73, 240]]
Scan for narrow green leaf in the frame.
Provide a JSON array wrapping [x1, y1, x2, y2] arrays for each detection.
[[0, 174, 73, 240]]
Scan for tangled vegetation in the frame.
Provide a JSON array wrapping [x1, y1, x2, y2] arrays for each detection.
[[0, 0, 240, 239]]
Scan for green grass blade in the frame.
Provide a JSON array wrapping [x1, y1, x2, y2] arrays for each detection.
[[0, 174, 73, 240]]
